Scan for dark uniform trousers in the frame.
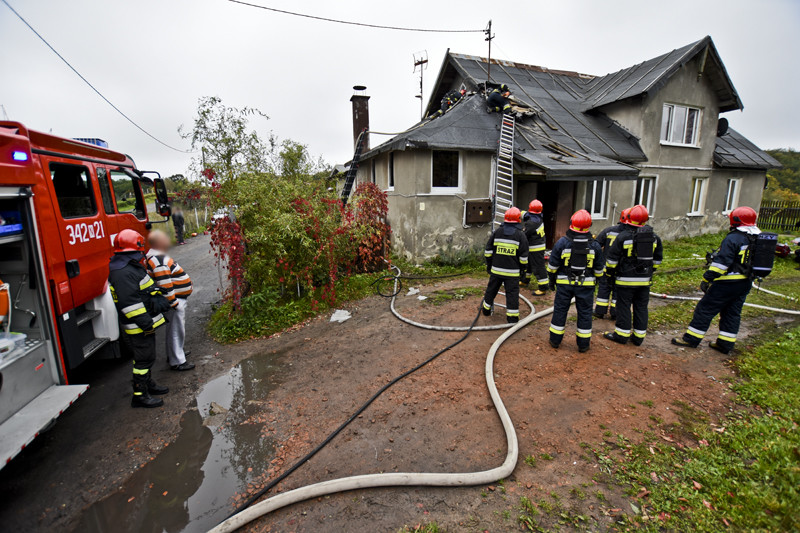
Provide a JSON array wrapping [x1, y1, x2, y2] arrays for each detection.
[[123, 331, 157, 385], [613, 286, 650, 345], [549, 285, 594, 349], [594, 275, 616, 317], [528, 251, 548, 289], [483, 275, 520, 319], [682, 279, 751, 351]]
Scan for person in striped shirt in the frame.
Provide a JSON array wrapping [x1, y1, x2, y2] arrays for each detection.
[[146, 230, 195, 371]]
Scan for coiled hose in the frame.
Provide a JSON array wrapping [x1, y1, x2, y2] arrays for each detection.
[[210, 273, 552, 533]]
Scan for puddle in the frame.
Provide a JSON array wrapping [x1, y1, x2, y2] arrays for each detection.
[[73, 354, 283, 533]]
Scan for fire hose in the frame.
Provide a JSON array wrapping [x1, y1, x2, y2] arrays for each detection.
[[210, 272, 551, 533], [650, 290, 800, 315]]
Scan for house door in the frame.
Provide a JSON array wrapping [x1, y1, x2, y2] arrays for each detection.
[[536, 181, 576, 248]]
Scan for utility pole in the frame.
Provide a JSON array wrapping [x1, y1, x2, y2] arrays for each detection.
[[484, 20, 494, 83], [413, 51, 428, 119]]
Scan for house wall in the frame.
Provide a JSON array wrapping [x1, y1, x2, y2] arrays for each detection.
[[357, 149, 495, 260], [601, 55, 766, 240]]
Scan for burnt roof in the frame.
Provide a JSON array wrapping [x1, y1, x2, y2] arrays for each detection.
[[714, 128, 781, 170]]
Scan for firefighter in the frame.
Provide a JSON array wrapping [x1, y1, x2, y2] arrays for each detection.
[[547, 209, 605, 352], [594, 208, 630, 319], [482, 207, 529, 323], [487, 83, 512, 113], [522, 199, 548, 295], [672, 206, 761, 354], [436, 88, 467, 116], [109, 229, 172, 408], [603, 205, 662, 346]]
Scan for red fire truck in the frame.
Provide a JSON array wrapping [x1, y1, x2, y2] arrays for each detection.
[[0, 121, 171, 468]]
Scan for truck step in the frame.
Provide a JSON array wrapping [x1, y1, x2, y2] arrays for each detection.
[[82, 337, 110, 359], [76, 309, 101, 327]]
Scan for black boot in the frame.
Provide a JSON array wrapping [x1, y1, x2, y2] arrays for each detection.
[[132, 381, 164, 408], [147, 378, 169, 395], [507, 315, 519, 324]]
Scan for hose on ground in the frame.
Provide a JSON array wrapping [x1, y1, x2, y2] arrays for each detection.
[[210, 303, 554, 533], [384, 265, 535, 331], [751, 281, 798, 302], [650, 291, 800, 315]]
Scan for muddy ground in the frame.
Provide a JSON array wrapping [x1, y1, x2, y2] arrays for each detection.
[[0, 237, 785, 532]]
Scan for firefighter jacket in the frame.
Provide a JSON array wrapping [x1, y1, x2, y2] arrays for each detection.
[[546, 229, 605, 286], [704, 227, 760, 282], [484, 223, 529, 278], [605, 226, 663, 287], [595, 223, 625, 255], [146, 249, 193, 307], [109, 252, 169, 335], [522, 212, 546, 252]]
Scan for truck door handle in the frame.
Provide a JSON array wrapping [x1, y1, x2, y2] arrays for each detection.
[[66, 259, 80, 278]]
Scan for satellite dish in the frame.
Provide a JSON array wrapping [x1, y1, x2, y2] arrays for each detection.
[[717, 117, 729, 137]]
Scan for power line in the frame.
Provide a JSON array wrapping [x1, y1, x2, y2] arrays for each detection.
[[228, 0, 484, 33], [1, 0, 193, 153]]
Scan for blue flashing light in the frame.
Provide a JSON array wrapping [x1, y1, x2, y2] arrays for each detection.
[[12, 151, 29, 162]]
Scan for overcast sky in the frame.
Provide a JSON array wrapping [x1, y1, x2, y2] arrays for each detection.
[[2, 0, 798, 178]]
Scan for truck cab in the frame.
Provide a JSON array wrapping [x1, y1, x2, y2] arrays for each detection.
[[0, 121, 171, 469]]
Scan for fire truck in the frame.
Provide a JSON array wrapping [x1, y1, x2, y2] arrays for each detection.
[[0, 121, 171, 468]]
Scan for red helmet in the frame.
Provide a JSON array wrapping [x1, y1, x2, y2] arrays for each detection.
[[729, 206, 757, 227], [504, 207, 522, 224], [528, 199, 543, 214], [627, 204, 649, 226], [114, 229, 146, 253], [619, 207, 631, 223], [570, 209, 592, 233]]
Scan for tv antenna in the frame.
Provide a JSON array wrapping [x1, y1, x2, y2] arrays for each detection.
[[0, 104, 8, 120], [413, 50, 428, 119], [484, 20, 494, 82]]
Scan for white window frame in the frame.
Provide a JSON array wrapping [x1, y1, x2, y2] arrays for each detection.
[[387, 152, 395, 191], [660, 103, 701, 147], [723, 178, 740, 214], [585, 179, 609, 219], [633, 175, 657, 214], [688, 177, 708, 216], [429, 150, 463, 194]]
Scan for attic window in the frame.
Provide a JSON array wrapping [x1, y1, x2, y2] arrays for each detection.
[[431, 151, 461, 192], [660, 104, 700, 146]]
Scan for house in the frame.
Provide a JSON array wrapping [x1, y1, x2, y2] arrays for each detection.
[[351, 36, 780, 260]]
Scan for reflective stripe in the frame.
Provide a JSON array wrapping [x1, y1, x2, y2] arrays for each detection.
[[537, 277, 548, 284], [615, 276, 651, 286], [615, 328, 631, 337], [132, 367, 149, 375], [491, 266, 522, 276], [556, 278, 595, 286], [709, 264, 727, 274], [495, 238, 519, 245], [549, 326, 565, 336], [633, 329, 647, 338], [718, 331, 737, 342], [506, 309, 520, 317], [546, 264, 558, 273], [121, 303, 145, 315], [139, 278, 154, 290], [596, 298, 609, 304], [529, 245, 546, 252], [485, 250, 493, 257], [483, 301, 492, 310], [519, 255, 529, 264], [719, 274, 747, 280], [133, 392, 143, 396], [125, 307, 147, 318], [152, 314, 166, 328], [576, 328, 592, 338], [549, 323, 565, 332], [686, 326, 705, 339]]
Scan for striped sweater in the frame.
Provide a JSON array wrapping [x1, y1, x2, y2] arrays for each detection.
[[146, 249, 193, 306]]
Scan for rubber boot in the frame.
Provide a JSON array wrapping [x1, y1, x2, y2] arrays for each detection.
[[603, 332, 627, 345], [507, 315, 519, 324], [147, 378, 169, 395], [132, 381, 164, 408]]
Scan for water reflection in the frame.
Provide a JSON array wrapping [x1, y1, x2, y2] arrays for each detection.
[[73, 354, 282, 533]]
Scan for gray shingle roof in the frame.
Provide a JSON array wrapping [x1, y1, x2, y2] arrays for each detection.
[[714, 128, 781, 170]]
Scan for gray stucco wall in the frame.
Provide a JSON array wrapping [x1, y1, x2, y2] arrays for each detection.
[[357, 149, 495, 260], [601, 55, 765, 239]]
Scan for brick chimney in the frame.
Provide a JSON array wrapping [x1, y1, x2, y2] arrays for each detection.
[[350, 85, 370, 150]]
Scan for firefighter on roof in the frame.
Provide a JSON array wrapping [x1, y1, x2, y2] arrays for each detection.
[[482, 207, 529, 323], [672, 206, 774, 355], [434, 88, 467, 117], [109, 229, 172, 408], [594, 207, 630, 319], [603, 205, 663, 346], [487, 83, 512, 113], [547, 210, 605, 352], [522, 199, 548, 295]]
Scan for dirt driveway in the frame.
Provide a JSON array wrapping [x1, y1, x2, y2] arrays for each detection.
[[0, 240, 773, 532]]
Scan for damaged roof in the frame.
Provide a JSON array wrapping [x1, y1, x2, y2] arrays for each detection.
[[363, 37, 774, 177], [714, 128, 781, 170]]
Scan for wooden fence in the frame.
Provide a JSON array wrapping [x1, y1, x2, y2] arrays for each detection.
[[758, 200, 800, 232]]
